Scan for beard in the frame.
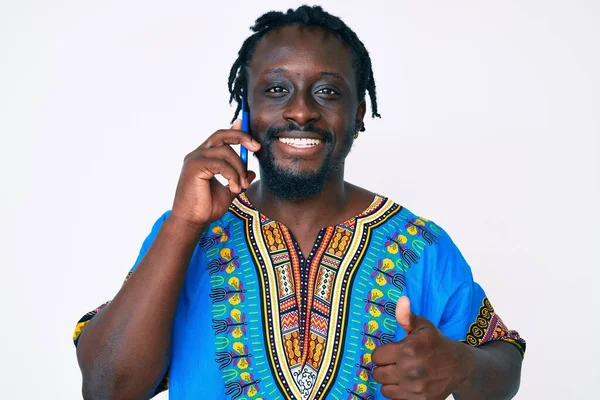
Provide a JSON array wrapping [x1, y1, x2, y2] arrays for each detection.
[[253, 123, 348, 201]]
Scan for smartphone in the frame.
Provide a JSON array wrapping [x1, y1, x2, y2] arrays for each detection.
[[240, 98, 249, 171]]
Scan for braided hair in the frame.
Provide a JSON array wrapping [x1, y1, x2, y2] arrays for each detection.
[[227, 5, 381, 132]]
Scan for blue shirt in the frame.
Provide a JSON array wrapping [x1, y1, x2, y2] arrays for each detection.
[[73, 193, 525, 399]]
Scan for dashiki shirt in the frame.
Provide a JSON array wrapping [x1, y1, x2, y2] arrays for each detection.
[[73, 193, 525, 400]]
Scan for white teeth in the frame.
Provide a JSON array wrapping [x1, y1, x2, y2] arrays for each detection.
[[277, 137, 322, 148]]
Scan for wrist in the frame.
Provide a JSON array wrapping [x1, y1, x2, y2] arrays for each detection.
[[164, 214, 208, 239], [451, 340, 477, 396]]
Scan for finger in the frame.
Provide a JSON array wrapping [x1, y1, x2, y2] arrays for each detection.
[[405, 378, 450, 400], [381, 386, 445, 400], [396, 337, 423, 359], [201, 146, 250, 188], [372, 343, 399, 366], [400, 363, 428, 380], [380, 384, 409, 400], [371, 364, 401, 385], [246, 170, 257, 185], [395, 296, 417, 334], [189, 157, 243, 193], [231, 118, 242, 130], [209, 176, 238, 203], [396, 297, 436, 337], [201, 128, 261, 152]]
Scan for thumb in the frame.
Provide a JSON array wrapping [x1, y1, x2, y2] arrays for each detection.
[[246, 170, 257, 185], [231, 118, 242, 130], [395, 296, 417, 335]]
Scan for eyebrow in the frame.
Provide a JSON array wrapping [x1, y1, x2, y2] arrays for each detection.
[[262, 67, 287, 75], [261, 68, 343, 79], [319, 71, 342, 79]]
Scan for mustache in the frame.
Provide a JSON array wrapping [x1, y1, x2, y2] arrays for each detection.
[[264, 123, 334, 142]]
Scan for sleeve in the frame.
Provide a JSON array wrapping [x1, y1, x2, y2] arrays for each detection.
[[72, 211, 172, 397], [428, 227, 526, 358]]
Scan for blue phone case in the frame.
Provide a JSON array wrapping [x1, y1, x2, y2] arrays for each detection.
[[240, 99, 249, 170]]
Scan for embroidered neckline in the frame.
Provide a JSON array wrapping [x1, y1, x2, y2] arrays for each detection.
[[236, 192, 386, 233], [228, 194, 399, 399]]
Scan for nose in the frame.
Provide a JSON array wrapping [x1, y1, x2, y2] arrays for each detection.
[[282, 92, 320, 127]]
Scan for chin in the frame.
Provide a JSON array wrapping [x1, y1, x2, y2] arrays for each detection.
[[256, 141, 336, 200], [259, 161, 331, 201], [274, 161, 324, 177]]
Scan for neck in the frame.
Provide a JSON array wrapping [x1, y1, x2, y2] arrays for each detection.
[[248, 170, 349, 230]]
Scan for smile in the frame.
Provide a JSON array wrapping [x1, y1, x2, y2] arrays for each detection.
[[276, 137, 323, 148]]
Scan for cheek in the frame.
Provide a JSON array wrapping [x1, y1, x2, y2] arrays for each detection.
[[250, 108, 281, 135], [327, 112, 348, 133], [334, 117, 355, 143], [335, 104, 358, 133]]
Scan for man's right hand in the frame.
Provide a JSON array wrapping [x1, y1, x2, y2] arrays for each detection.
[[171, 119, 261, 227], [77, 121, 261, 400]]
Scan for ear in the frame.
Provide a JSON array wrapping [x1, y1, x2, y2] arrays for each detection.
[[356, 101, 367, 132]]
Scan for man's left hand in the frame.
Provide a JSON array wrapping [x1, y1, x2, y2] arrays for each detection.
[[372, 296, 471, 400]]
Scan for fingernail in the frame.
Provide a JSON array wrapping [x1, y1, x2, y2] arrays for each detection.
[[243, 178, 249, 188]]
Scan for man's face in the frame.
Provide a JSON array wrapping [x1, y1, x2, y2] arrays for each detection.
[[246, 24, 366, 200]]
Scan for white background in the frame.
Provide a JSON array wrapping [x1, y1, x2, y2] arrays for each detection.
[[1, 0, 598, 399]]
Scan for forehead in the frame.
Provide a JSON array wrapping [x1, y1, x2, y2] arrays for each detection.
[[247, 25, 355, 80]]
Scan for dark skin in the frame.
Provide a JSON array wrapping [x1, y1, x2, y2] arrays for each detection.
[[245, 25, 372, 256], [76, 25, 522, 400], [373, 297, 523, 400]]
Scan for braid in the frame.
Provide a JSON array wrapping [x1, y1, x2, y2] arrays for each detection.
[[227, 5, 381, 131]]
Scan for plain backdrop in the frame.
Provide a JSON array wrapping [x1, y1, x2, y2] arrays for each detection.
[[1, 0, 598, 398]]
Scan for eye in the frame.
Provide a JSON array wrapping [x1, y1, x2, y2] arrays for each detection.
[[315, 87, 339, 96], [265, 86, 289, 94]]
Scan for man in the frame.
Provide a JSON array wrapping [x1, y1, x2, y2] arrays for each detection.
[[73, 6, 525, 400]]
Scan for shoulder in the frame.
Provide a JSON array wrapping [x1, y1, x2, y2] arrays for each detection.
[[144, 209, 241, 245], [376, 195, 448, 243], [377, 196, 473, 287]]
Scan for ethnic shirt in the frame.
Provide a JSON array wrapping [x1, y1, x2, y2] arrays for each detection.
[[73, 193, 525, 400]]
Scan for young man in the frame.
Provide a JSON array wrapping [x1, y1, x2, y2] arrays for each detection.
[[73, 6, 525, 400]]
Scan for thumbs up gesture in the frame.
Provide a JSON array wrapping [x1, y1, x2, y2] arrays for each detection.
[[372, 297, 470, 400]]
